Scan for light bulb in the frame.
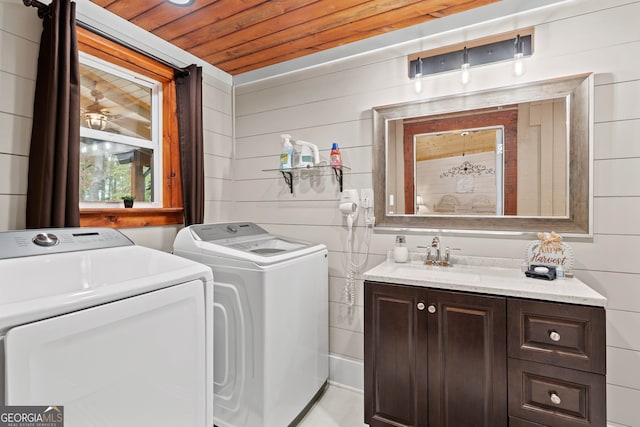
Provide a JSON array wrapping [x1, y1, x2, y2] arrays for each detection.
[[513, 35, 526, 77], [414, 75, 423, 93], [460, 62, 471, 85], [413, 57, 423, 94], [460, 47, 470, 85], [513, 52, 525, 77]]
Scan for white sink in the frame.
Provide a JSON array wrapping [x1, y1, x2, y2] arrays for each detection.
[[385, 258, 524, 284]]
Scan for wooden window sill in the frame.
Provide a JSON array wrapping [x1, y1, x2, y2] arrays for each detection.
[[80, 208, 184, 228]]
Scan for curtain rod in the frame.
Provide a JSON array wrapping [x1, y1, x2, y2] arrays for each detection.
[[23, 0, 50, 18], [23, 0, 190, 77]]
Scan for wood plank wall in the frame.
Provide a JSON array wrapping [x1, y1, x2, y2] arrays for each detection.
[[0, 1, 39, 230], [234, 1, 640, 425]]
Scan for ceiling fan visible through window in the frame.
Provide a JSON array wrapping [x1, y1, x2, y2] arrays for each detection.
[[82, 81, 112, 131]]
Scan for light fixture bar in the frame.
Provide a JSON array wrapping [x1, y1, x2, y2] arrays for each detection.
[[408, 32, 533, 79]]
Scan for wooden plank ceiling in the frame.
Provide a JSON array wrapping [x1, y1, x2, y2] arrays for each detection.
[[89, 0, 500, 75]]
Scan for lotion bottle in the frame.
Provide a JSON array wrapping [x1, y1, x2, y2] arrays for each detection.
[[280, 134, 294, 169]]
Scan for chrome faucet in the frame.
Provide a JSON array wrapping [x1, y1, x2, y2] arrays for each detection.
[[418, 236, 457, 266], [419, 237, 443, 265], [431, 237, 441, 263]]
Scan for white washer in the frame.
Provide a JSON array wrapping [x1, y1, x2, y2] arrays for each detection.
[[0, 227, 214, 427], [173, 222, 328, 427]]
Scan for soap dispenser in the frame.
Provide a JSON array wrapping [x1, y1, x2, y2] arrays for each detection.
[[393, 235, 409, 263]]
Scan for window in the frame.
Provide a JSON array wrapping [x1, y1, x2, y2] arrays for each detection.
[[77, 28, 183, 227], [80, 55, 162, 206]]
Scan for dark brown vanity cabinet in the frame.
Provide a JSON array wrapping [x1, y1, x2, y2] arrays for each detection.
[[364, 281, 507, 427], [364, 281, 607, 427]]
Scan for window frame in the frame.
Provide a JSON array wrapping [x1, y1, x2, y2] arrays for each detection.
[[78, 28, 183, 228], [79, 52, 163, 208]]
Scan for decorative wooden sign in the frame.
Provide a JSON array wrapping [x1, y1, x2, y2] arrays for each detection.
[[525, 231, 575, 270]]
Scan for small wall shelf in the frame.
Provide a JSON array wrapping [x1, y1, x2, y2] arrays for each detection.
[[263, 165, 350, 194]]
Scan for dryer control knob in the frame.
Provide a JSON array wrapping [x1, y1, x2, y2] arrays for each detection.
[[227, 224, 238, 233], [33, 232, 59, 247]]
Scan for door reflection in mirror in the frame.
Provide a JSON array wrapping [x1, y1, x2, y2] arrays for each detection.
[[386, 98, 567, 217], [415, 127, 503, 216]]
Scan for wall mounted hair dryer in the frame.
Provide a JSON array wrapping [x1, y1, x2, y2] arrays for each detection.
[[340, 189, 359, 231]]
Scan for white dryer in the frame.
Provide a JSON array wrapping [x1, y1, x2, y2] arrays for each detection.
[[0, 228, 213, 427], [173, 222, 328, 427]]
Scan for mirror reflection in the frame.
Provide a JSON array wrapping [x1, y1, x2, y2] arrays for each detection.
[[414, 127, 503, 216], [387, 99, 568, 217]]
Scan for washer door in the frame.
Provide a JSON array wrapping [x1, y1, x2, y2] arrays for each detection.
[[5, 281, 206, 427]]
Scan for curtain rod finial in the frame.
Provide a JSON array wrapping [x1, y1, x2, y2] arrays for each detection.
[[24, 0, 50, 18]]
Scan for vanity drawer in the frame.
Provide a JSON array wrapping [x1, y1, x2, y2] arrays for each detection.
[[507, 299, 605, 374], [508, 358, 605, 427]]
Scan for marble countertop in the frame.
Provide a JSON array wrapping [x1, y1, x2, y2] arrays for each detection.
[[363, 254, 606, 307]]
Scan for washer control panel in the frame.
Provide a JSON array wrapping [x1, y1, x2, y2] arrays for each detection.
[[0, 227, 134, 259], [190, 222, 269, 243]]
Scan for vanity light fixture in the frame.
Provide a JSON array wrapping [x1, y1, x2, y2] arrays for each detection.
[[408, 29, 533, 84], [460, 47, 471, 85]]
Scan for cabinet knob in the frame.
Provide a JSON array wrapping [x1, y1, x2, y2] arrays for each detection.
[[550, 392, 562, 405], [427, 304, 436, 314], [549, 331, 561, 342], [417, 302, 425, 311]]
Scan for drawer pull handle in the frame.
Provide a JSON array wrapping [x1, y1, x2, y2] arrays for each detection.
[[550, 393, 562, 405], [417, 302, 425, 311], [427, 304, 437, 314], [549, 331, 561, 342]]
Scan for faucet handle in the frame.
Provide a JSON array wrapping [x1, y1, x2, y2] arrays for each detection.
[[443, 247, 462, 265], [417, 245, 432, 264]]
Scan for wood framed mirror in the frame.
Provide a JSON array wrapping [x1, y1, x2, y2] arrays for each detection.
[[372, 73, 593, 235]]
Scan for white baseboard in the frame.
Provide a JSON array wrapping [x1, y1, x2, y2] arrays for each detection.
[[329, 354, 364, 391]]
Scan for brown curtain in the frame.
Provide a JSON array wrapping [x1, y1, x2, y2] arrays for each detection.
[[26, 0, 80, 228], [175, 64, 204, 226]]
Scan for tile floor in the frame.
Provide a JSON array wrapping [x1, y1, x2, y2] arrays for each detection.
[[297, 384, 368, 427]]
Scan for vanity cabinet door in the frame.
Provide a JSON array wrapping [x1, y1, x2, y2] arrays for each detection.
[[365, 281, 429, 427], [427, 289, 508, 427], [365, 281, 507, 427]]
